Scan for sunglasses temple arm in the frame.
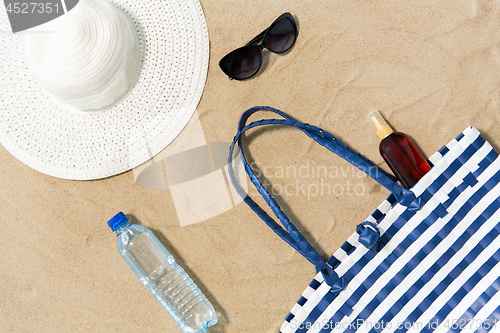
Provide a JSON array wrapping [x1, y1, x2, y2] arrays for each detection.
[[245, 29, 267, 46]]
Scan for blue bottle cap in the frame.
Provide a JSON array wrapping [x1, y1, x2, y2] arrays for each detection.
[[107, 212, 129, 231]]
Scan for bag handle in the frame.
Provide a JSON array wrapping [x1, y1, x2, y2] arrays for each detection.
[[228, 106, 420, 292]]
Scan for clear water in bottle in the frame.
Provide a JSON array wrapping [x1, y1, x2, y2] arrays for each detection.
[[108, 212, 218, 333]]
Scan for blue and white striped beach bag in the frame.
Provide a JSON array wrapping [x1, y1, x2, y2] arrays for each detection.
[[229, 107, 500, 333]]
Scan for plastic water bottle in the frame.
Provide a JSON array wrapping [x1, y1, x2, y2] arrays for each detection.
[[107, 212, 218, 333]]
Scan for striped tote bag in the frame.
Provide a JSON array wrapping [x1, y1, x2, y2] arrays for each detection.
[[228, 106, 500, 333]]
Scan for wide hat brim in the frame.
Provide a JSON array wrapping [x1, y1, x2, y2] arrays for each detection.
[[0, 0, 210, 180]]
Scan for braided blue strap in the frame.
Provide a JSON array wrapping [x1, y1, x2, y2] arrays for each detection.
[[356, 221, 382, 251], [228, 106, 417, 290]]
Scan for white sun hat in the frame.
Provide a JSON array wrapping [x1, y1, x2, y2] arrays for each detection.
[[0, 0, 210, 180]]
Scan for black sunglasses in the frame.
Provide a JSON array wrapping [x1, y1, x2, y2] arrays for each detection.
[[219, 13, 298, 80]]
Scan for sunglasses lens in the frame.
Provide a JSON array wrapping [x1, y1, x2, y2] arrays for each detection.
[[221, 46, 262, 80], [266, 17, 296, 53]]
